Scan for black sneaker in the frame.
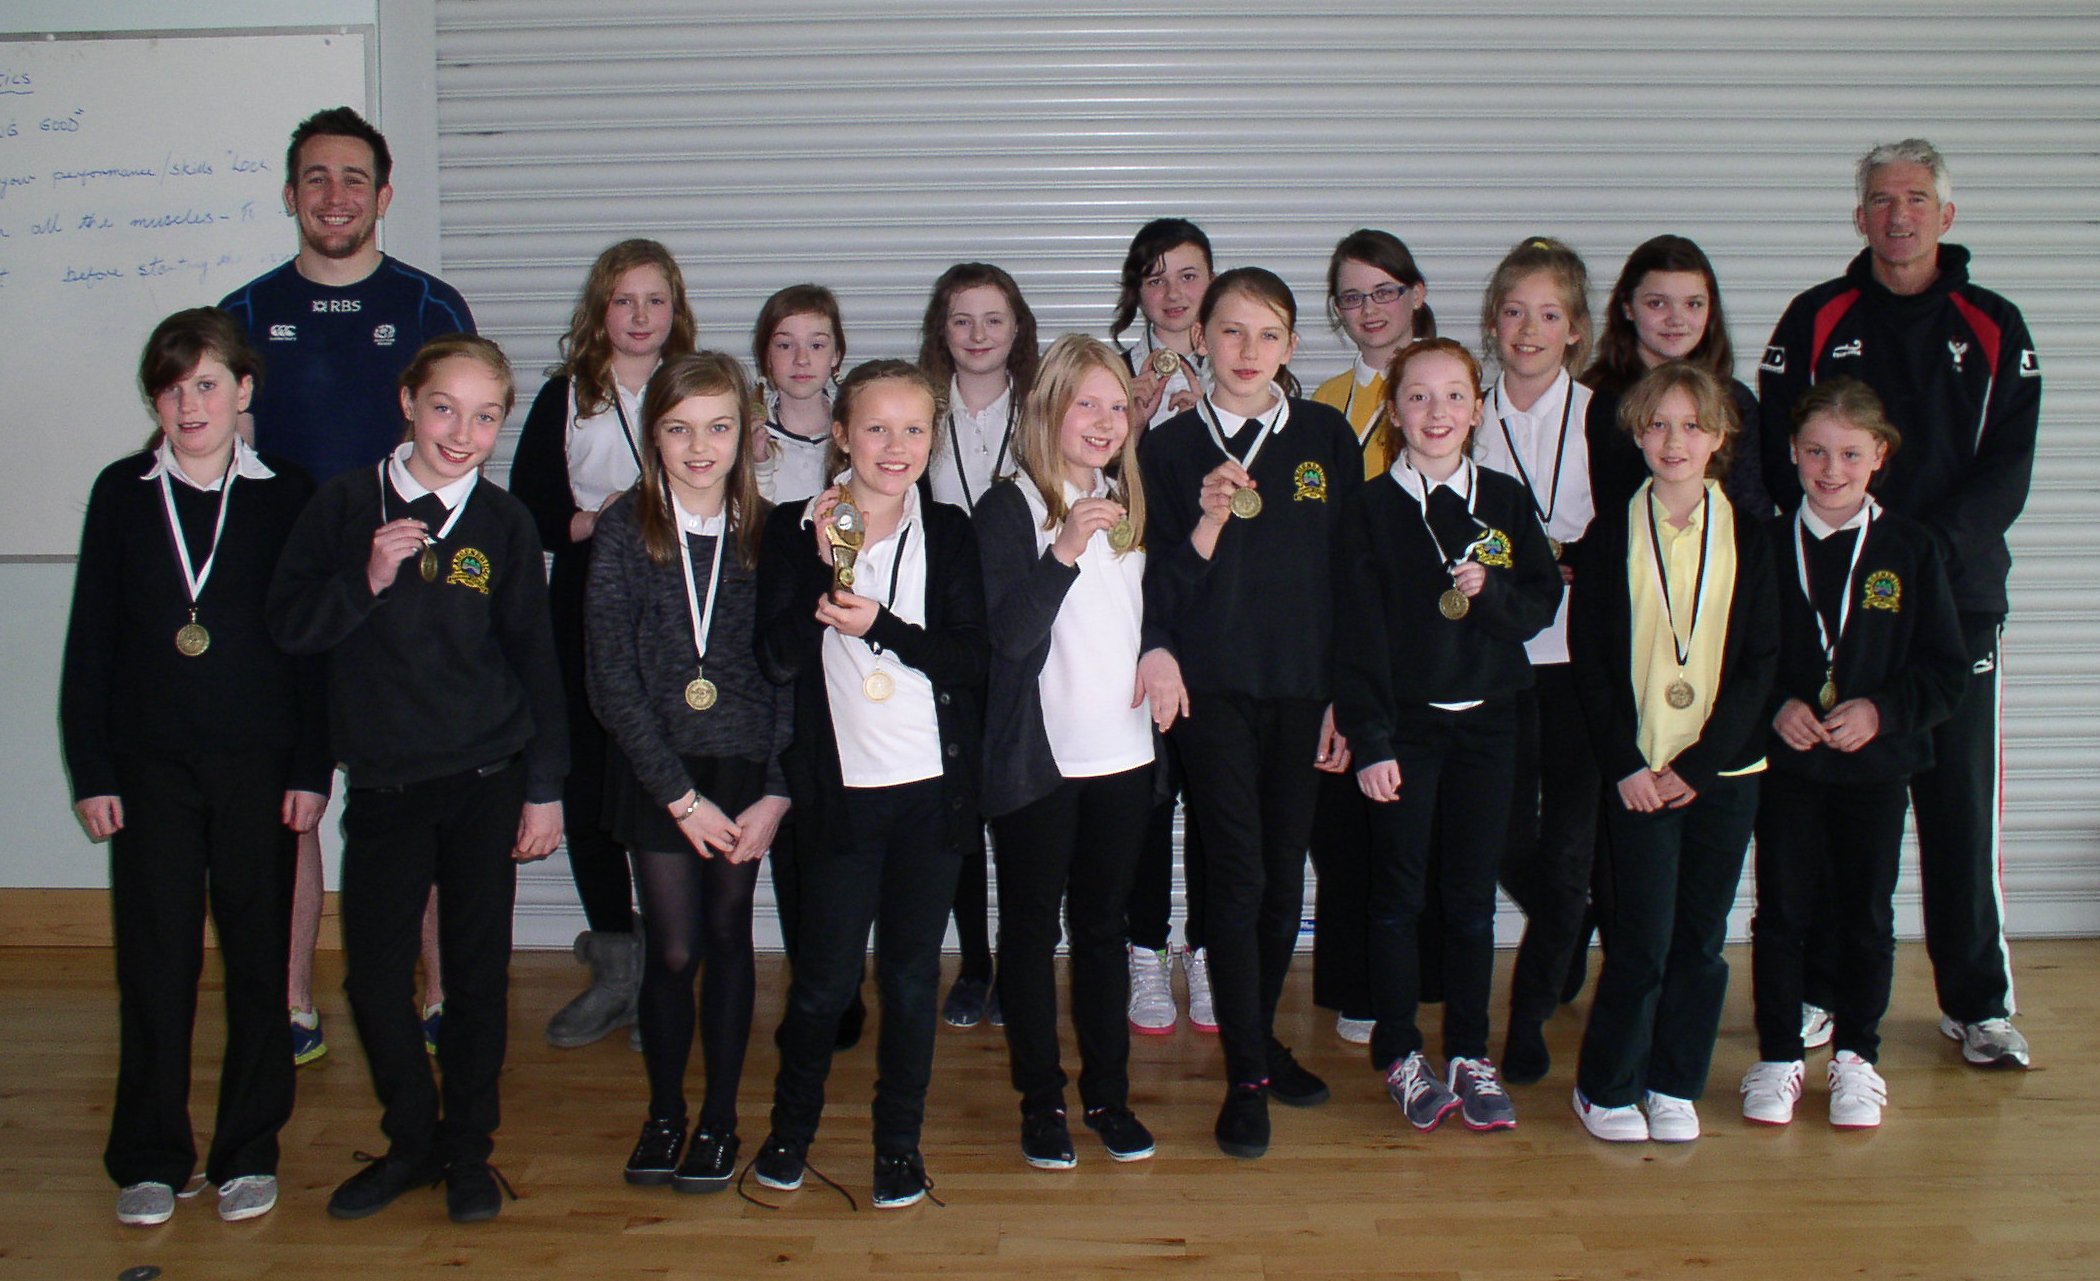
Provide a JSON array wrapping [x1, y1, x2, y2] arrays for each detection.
[[673, 1128, 738, 1194], [751, 1133, 806, 1191], [1502, 1020, 1551, 1086], [1020, 1109, 1077, 1170], [623, 1116, 685, 1187], [941, 976, 990, 1028], [444, 1161, 512, 1224], [871, 1149, 934, 1209], [1082, 1106, 1156, 1162], [325, 1152, 443, 1220], [1266, 1041, 1331, 1107], [1214, 1083, 1270, 1159]]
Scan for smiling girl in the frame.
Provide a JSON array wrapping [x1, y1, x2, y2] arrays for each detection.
[[1112, 218, 1215, 431], [513, 239, 698, 1050], [270, 335, 567, 1223], [752, 283, 848, 505]]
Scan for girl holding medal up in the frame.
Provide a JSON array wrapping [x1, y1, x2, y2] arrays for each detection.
[[1332, 337, 1562, 1133], [1112, 217, 1214, 431], [513, 239, 698, 1050], [585, 353, 790, 1189], [63, 308, 329, 1226], [1739, 378, 1965, 1130], [1138, 268, 1362, 1159], [270, 335, 567, 1223], [1567, 361, 1777, 1144], [753, 359, 987, 1208]]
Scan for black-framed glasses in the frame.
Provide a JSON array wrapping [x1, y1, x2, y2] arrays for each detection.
[[1336, 284, 1406, 311]]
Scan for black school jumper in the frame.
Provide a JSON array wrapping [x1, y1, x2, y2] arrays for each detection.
[[755, 499, 987, 1156], [1751, 507, 1966, 1063], [268, 465, 568, 1168], [62, 450, 328, 1192], [1139, 397, 1363, 1088]]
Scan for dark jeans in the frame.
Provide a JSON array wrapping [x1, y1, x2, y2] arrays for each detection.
[[105, 750, 296, 1189], [1172, 692, 1324, 1085], [1365, 702, 1516, 1069], [341, 760, 525, 1165], [992, 766, 1151, 1115], [1127, 736, 1206, 952], [1752, 771, 1907, 1063], [1577, 771, 1758, 1107], [1308, 769, 1372, 1018], [770, 778, 960, 1154], [950, 823, 994, 982], [1500, 665, 1602, 1024]]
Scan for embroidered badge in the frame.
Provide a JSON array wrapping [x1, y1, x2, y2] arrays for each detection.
[[1465, 527, 1515, 569], [1293, 461, 1327, 502], [1862, 569, 1901, 612], [447, 547, 492, 595]]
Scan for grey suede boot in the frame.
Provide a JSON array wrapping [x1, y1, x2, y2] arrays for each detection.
[[545, 928, 642, 1047]]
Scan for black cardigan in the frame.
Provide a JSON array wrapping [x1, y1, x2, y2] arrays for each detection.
[[1568, 486, 1779, 795], [755, 499, 988, 853], [509, 374, 614, 695]]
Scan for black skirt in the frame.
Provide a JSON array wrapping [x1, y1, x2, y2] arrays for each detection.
[[604, 745, 768, 854]]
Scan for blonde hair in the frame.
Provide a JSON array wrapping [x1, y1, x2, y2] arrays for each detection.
[[1618, 360, 1739, 478], [1481, 236, 1593, 376], [1013, 334, 1146, 553]]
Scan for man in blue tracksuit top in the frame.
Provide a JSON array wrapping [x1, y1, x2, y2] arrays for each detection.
[[1759, 138, 2040, 1071]]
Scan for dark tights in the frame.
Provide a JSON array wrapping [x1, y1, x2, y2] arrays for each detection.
[[631, 846, 760, 1133]]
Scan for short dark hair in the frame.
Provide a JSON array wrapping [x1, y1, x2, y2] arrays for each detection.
[[139, 307, 262, 404], [285, 106, 392, 189]]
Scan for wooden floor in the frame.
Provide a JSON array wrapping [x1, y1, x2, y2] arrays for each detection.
[[5, 942, 2097, 1281]]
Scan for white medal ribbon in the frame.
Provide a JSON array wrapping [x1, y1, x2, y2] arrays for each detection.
[[377, 457, 473, 547], [157, 455, 238, 610], [1196, 389, 1290, 472], [1793, 500, 1876, 675], [676, 508, 729, 674], [1406, 457, 1481, 572]]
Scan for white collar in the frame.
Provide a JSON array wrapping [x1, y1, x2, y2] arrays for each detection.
[[387, 441, 480, 508], [764, 384, 833, 434], [1211, 384, 1288, 434], [1354, 354, 1385, 387], [1390, 453, 1472, 498], [948, 375, 1012, 424], [141, 438, 275, 491], [1494, 368, 1573, 422], [671, 490, 728, 536], [799, 469, 920, 530], [1061, 469, 1110, 503], [1801, 494, 1879, 540]]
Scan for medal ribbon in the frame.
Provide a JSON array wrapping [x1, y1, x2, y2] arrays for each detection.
[[675, 497, 730, 673], [157, 451, 239, 611], [1644, 485, 1712, 671], [1407, 458, 1480, 574], [950, 381, 1018, 510], [1793, 501, 1875, 679], [861, 525, 912, 661], [1196, 390, 1290, 473], [1493, 379, 1576, 532], [607, 387, 645, 473], [377, 456, 474, 549]]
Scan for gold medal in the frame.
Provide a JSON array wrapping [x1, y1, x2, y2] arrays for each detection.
[[862, 669, 894, 702], [1229, 486, 1263, 519], [174, 620, 211, 657], [1549, 537, 1566, 561], [1665, 678, 1696, 710], [1150, 349, 1182, 379], [419, 544, 440, 582], [1818, 672, 1838, 712], [685, 676, 718, 712], [1108, 519, 1135, 552], [1438, 588, 1470, 621]]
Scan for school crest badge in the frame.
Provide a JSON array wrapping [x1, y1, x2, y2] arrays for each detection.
[[1465, 527, 1515, 569], [1862, 569, 1901, 612], [1293, 461, 1328, 502], [447, 547, 492, 595]]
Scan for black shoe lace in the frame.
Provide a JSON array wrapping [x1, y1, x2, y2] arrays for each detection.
[[736, 1146, 857, 1213], [876, 1153, 944, 1209]]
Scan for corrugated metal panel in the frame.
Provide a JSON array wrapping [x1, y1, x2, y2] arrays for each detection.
[[435, 1, 2100, 947]]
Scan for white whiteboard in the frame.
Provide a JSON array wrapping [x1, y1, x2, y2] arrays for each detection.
[[0, 29, 370, 556]]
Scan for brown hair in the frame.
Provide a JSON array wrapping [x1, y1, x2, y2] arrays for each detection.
[[1196, 267, 1303, 398], [1013, 334, 1146, 553], [1617, 360, 1739, 477], [632, 352, 768, 571], [823, 359, 941, 482], [917, 262, 1040, 402], [1584, 234, 1735, 396], [285, 105, 391, 190], [1481, 236, 1593, 377], [1789, 375, 1902, 458], [139, 307, 262, 404], [1381, 337, 1484, 463], [399, 334, 516, 417], [751, 283, 846, 391], [1111, 218, 1214, 344], [556, 239, 698, 420], [1325, 228, 1437, 340]]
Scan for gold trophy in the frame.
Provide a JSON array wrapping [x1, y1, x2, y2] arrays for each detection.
[[824, 483, 867, 598]]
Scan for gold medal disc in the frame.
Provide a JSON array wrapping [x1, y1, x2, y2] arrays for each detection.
[[1665, 678, 1697, 710], [419, 545, 440, 582], [1108, 519, 1135, 552], [862, 669, 895, 702], [1151, 349, 1182, 379], [174, 621, 211, 657], [685, 677, 718, 712], [1229, 487, 1263, 519], [1549, 537, 1566, 561], [1818, 678, 1838, 712], [1438, 588, 1471, 621]]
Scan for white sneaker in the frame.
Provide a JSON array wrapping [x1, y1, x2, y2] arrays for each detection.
[[116, 1181, 175, 1226], [1801, 1003, 1834, 1050], [1334, 1014, 1374, 1045], [1183, 947, 1217, 1033], [1572, 1087, 1648, 1142], [1740, 1059, 1806, 1126], [1828, 1051, 1888, 1129], [216, 1174, 278, 1222], [1642, 1091, 1700, 1142], [1939, 1015, 2031, 1068], [1126, 945, 1177, 1034]]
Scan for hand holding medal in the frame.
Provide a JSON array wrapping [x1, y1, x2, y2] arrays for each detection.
[[1198, 457, 1256, 526], [367, 517, 432, 597], [1053, 495, 1127, 566], [1442, 559, 1488, 620]]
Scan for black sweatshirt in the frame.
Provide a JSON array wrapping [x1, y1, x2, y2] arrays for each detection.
[[1331, 465, 1564, 766], [1763, 507, 1968, 783], [61, 451, 330, 800], [266, 465, 568, 800], [1138, 398, 1363, 700]]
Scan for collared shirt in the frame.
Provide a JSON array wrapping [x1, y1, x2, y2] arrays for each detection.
[[928, 377, 1016, 511], [1801, 495, 1878, 541], [1390, 455, 1484, 713], [1207, 383, 1290, 441], [1628, 479, 1737, 770], [758, 385, 833, 506], [566, 376, 646, 512], [812, 483, 943, 787], [1021, 472, 1153, 778], [386, 441, 479, 509], [670, 492, 726, 537], [1475, 369, 1594, 664], [140, 437, 277, 490], [1315, 359, 1393, 479]]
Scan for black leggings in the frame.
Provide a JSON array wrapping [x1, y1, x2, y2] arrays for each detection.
[[631, 846, 760, 1132]]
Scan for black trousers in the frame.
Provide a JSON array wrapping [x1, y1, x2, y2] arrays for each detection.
[[1365, 702, 1516, 1069], [770, 778, 960, 1154], [992, 766, 1151, 1116], [105, 750, 296, 1189], [1171, 692, 1324, 1085], [1753, 771, 1908, 1063], [1500, 665, 1602, 1024], [1127, 737, 1206, 952], [1577, 772, 1758, 1107], [1308, 769, 1371, 1017], [949, 823, 993, 981], [340, 761, 524, 1166], [551, 549, 634, 935]]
